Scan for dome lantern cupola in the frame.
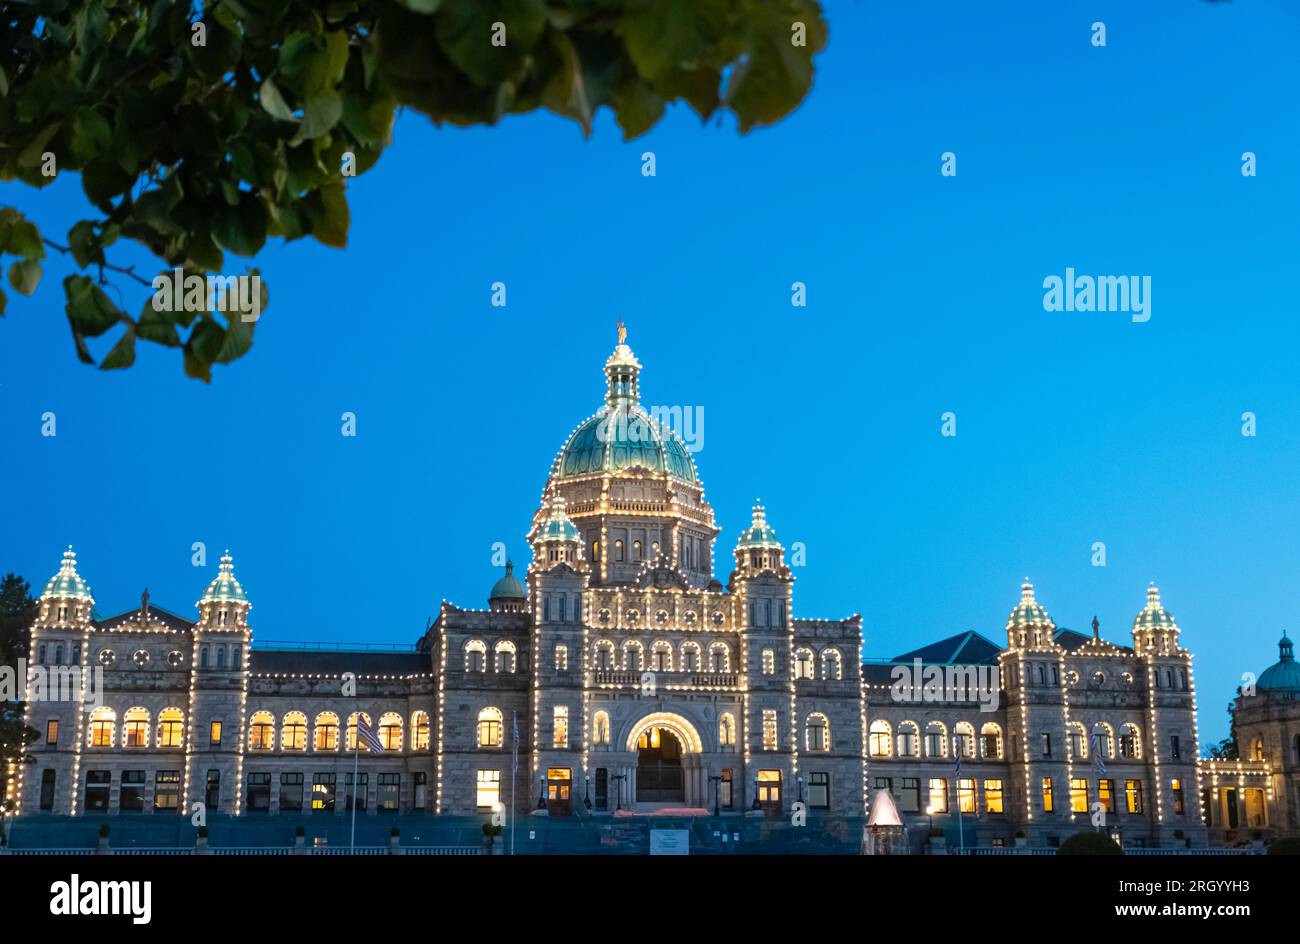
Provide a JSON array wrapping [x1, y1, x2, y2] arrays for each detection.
[[1132, 582, 1179, 654], [1005, 580, 1054, 649], [1258, 631, 1300, 693], [604, 320, 641, 408], [733, 501, 785, 574], [39, 546, 94, 625], [531, 495, 585, 570], [197, 551, 251, 629], [489, 560, 529, 613]]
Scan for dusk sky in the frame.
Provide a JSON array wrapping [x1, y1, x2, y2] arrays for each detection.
[[4, 1, 1299, 747]]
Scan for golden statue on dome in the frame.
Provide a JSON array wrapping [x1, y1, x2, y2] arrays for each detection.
[[617, 320, 627, 345]]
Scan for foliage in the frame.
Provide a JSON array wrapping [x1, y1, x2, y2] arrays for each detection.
[[1057, 831, 1123, 856], [0, 574, 39, 803], [1205, 735, 1238, 761], [0, 0, 826, 379]]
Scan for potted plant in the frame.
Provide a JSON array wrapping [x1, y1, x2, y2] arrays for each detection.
[[293, 824, 306, 854], [388, 825, 402, 855], [483, 822, 503, 854], [1013, 829, 1028, 849], [96, 822, 111, 854], [195, 825, 210, 853]]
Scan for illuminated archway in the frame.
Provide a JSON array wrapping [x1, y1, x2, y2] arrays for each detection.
[[624, 712, 703, 754]]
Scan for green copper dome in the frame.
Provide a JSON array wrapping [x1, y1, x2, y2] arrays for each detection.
[[538, 495, 581, 544], [1259, 632, 1300, 693], [553, 339, 697, 485], [736, 503, 781, 549], [1132, 584, 1177, 631], [41, 547, 94, 602], [199, 552, 248, 604], [489, 560, 527, 601], [1006, 581, 1053, 628]]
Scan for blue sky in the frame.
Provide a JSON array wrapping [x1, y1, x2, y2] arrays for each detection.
[[4, 1, 1298, 747]]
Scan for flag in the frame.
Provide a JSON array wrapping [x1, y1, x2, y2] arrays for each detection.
[[954, 744, 962, 779], [1091, 733, 1107, 776], [355, 716, 383, 754]]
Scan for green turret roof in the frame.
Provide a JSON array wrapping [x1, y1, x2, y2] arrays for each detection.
[[41, 547, 94, 602], [736, 502, 781, 549], [199, 552, 248, 604], [1132, 583, 1177, 631], [538, 495, 581, 544], [489, 560, 527, 601], [1259, 631, 1300, 693], [1006, 580, 1053, 628]]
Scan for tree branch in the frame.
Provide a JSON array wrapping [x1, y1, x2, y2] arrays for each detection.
[[42, 238, 153, 288]]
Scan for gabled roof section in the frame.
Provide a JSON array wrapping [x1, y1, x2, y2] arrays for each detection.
[[891, 630, 1003, 666], [1054, 627, 1133, 654], [95, 604, 195, 633]]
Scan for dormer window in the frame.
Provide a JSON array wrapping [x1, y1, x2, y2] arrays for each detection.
[[218, 609, 228, 627]]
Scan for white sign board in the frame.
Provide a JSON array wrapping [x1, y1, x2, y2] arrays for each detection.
[[649, 829, 690, 856]]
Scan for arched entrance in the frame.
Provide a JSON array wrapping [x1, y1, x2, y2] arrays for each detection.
[[625, 712, 704, 806]]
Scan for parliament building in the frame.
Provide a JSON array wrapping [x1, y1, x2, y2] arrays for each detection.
[[11, 334, 1298, 850]]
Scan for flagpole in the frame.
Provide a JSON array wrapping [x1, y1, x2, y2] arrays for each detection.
[[350, 732, 359, 853], [510, 711, 518, 856]]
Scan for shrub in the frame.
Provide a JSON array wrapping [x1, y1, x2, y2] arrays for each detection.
[[294, 825, 305, 837], [1058, 832, 1123, 856], [197, 825, 209, 838], [482, 823, 503, 838], [1015, 829, 1026, 838], [97, 823, 110, 838], [1267, 837, 1300, 855], [390, 826, 400, 838]]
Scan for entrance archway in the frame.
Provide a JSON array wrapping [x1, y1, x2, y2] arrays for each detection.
[[625, 712, 704, 806]]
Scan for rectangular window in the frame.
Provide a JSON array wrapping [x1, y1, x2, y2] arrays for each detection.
[[720, 769, 733, 809], [553, 706, 569, 749], [1041, 733, 1052, 757], [120, 770, 146, 812], [90, 718, 113, 747], [1098, 778, 1115, 813], [901, 778, 921, 813], [984, 779, 1004, 814], [546, 767, 571, 802], [205, 770, 220, 810], [1125, 779, 1143, 814], [39, 769, 56, 810], [874, 776, 893, 793], [762, 710, 778, 751], [1169, 735, 1181, 760], [246, 772, 271, 812], [279, 772, 304, 812], [808, 772, 830, 810], [345, 773, 368, 812], [209, 721, 222, 747], [927, 778, 949, 814], [378, 773, 400, 811], [957, 778, 976, 813], [158, 717, 183, 748], [476, 770, 501, 810], [1069, 777, 1089, 814], [313, 773, 337, 812], [1172, 778, 1185, 815], [154, 771, 180, 811], [46, 720, 59, 745], [124, 719, 147, 748], [1041, 777, 1054, 813], [84, 770, 111, 812], [757, 769, 781, 805], [594, 768, 608, 810]]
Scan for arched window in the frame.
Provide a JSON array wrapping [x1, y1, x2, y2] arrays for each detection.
[[633, 540, 643, 561], [494, 640, 517, 673], [123, 707, 150, 748], [37, 643, 46, 665], [793, 647, 815, 680], [594, 640, 615, 671], [88, 707, 116, 747], [477, 707, 503, 749], [378, 712, 403, 751], [314, 712, 340, 751], [279, 711, 307, 751], [953, 721, 976, 758], [345, 712, 372, 751], [708, 642, 731, 673], [869, 719, 893, 757], [805, 713, 831, 752], [924, 721, 947, 758], [820, 648, 843, 680], [216, 646, 225, 668], [622, 640, 644, 671], [411, 711, 430, 750], [719, 713, 736, 747], [897, 721, 919, 757], [761, 648, 775, 675], [1091, 722, 1115, 758], [156, 707, 184, 748], [249, 710, 276, 751], [54, 644, 64, 665], [1251, 738, 1265, 762], [593, 711, 610, 745], [614, 539, 624, 562], [1117, 723, 1141, 758], [465, 639, 487, 673], [980, 722, 1003, 759], [681, 641, 701, 672], [554, 644, 568, 671], [1067, 722, 1087, 758], [651, 640, 673, 672]]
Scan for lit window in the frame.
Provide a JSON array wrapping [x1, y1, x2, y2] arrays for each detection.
[[411, 711, 430, 750], [757, 769, 781, 804], [1171, 778, 1184, 815], [868, 720, 892, 757], [123, 707, 150, 748], [249, 711, 275, 751], [89, 707, 116, 747], [1069, 777, 1089, 813], [209, 721, 222, 747], [761, 649, 775, 675], [984, 779, 1004, 814], [281, 711, 307, 751], [927, 778, 948, 814], [1041, 777, 1054, 813], [476, 770, 501, 810], [762, 710, 778, 751], [477, 707, 503, 749], [593, 711, 610, 745], [553, 706, 569, 749], [314, 713, 339, 751], [378, 712, 403, 751], [157, 707, 184, 748], [719, 713, 736, 747], [1098, 778, 1115, 813], [958, 778, 977, 813], [555, 644, 568, 671], [1125, 779, 1143, 814], [46, 719, 59, 745]]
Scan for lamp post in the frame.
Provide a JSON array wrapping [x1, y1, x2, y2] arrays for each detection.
[[537, 775, 546, 811], [797, 775, 804, 805], [584, 775, 592, 812], [751, 777, 761, 811], [611, 773, 626, 811]]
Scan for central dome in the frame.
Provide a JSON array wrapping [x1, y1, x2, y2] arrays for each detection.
[[552, 338, 697, 484]]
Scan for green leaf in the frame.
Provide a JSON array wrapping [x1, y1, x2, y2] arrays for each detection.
[[304, 181, 348, 248], [99, 326, 136, 370], [8, 259, 42, 295], [70, 108, 113, 163], [293, 90, 343, 143], [212, 193, 269, 257], [618, 0, 724, 81], [7, 219, 44, 259], [183, 319, 226, 382], [137, 302, 182, 348], [396, 0, 442, 13], [17, 122, 62, 168], [259, 77, 299, 122], [64, 274, 122, 339]]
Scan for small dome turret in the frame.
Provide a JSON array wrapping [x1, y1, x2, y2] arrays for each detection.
[[199, 551, 248, 605], [41, 546, 94, 603], [736, 502, 781, 550], [489, 560, 528, 612], [1259, 631, 1300, 693], [1133, 583, 1177, 632], [1006, 580, 1053, 629]]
